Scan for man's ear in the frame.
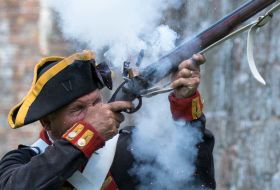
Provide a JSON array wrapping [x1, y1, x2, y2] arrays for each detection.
[[40, 116, 51, 131]]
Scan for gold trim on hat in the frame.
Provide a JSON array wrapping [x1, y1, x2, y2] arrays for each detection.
[[8, 50, 96, 129]]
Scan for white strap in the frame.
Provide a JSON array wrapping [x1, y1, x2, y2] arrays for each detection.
[[79, 134, 119, 190], [31, 139, 49, 153], [247, 21, 267, 85], [31, 134, 119, 190], [68, 172, 97, 190]]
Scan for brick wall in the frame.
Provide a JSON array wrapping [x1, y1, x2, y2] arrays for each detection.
[[0, 0, 72, 156]]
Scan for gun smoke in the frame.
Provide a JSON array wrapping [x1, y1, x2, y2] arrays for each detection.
[[130, 94, 204, 190], [48, 0, 205, 189], [48, 0, 181, 68]]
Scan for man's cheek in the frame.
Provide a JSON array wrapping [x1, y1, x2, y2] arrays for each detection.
[[68, 113, 86, 125]]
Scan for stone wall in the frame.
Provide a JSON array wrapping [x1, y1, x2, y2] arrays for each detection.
[[0, 0, 40, 155], [0, 0, 73, 155]]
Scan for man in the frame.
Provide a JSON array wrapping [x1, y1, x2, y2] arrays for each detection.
[[0, 50, 215, 189]]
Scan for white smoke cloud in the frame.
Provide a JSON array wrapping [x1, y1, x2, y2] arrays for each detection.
[[130, 94, 203, 189], [48, 0, 181, 67], [104, 25, 178, 69]]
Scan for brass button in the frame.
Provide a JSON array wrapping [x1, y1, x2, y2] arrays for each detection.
[[77, 138, 86, 147], [68, 131, 77, 138]]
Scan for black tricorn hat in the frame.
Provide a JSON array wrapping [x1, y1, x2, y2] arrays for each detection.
[[8, 50, 112, 129]]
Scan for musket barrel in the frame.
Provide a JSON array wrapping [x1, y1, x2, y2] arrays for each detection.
[[141, 0, 276, 84], [111, 0, 277, 104]]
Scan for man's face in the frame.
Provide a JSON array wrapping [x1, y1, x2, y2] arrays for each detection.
[[42, 89, 102, 140]]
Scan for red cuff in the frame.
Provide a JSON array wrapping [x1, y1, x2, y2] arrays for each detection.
[[62, 121, 105, 158], [168, 91, 203, 121]]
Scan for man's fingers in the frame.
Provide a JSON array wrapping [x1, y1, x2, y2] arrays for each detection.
[[178, 59, 200, 71], [176, 68, 200, 79], [192, 53, 205, 64], [171, 78, 200, 89], [178, 59, 193, 71], [177, 68, 192, 78], [107, 101, 133, 112], [178, 53, 205, 71]]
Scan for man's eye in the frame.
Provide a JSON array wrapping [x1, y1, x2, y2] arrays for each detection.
[[70, 106, 84, 113], [92, 101, 100, 106], [93, 98, 102, 106]]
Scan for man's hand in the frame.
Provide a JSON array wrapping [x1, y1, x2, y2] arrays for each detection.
[[83, 101, 132, 140], [171, 54, 205, 98]]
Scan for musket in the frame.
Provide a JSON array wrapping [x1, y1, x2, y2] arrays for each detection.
[[109, 0, 277, 112]]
